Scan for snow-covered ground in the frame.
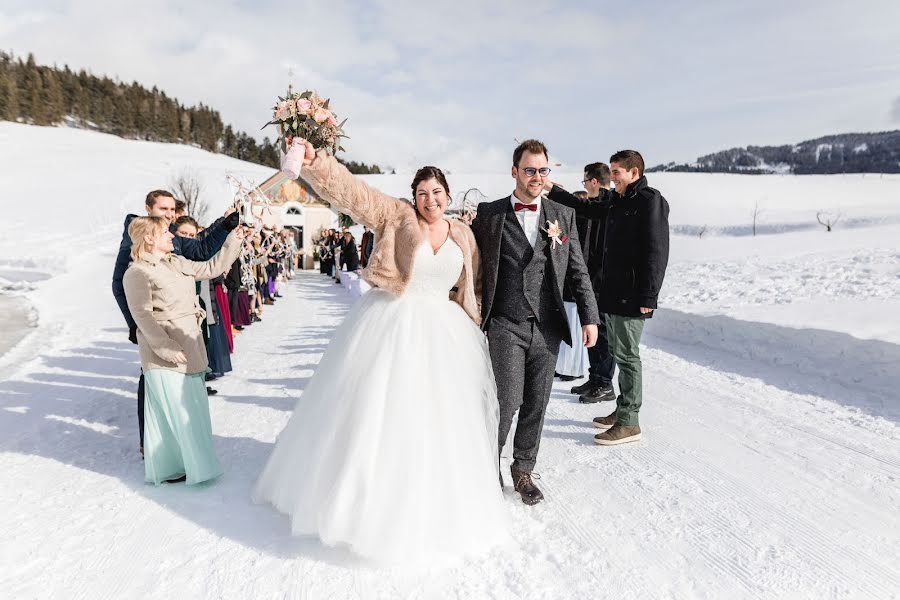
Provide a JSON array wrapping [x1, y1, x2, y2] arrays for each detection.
[[1, 123, 899, 599]]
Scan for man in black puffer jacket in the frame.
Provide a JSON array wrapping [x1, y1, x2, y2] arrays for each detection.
[[592, 150, 669, 446]]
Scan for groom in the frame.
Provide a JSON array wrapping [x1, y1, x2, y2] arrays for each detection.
[[471, 139, 600, 505]]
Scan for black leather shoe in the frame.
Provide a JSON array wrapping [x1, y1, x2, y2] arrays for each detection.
[[570, 380, 597, 395], [510, 468, 543, 505], [579, 385, 616, 404], [207, 387, 218, 396], [163, 474, 186, 483], [555, 372, 578, 381]]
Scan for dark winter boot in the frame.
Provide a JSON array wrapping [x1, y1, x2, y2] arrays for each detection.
[[511, 468, 544, 505]]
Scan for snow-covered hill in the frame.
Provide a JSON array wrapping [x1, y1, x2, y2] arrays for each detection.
[[1, 123, 898, 599]]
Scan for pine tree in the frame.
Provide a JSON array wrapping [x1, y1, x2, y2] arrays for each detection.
[[59, 64, 76, 114], [0, 60, 20, 120], [179, 107, 192, 142], [26, 70, 47, 125], [222, 125, 237, 156], [0, 77, 19, 120], [258, 137, 280, 168], [162, 96, 180, 140], [43, 69, 65, 123], [70, 80, 90, 123]]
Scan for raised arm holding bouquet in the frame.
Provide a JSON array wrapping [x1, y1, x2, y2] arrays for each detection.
[[263, 89, 348, 180]]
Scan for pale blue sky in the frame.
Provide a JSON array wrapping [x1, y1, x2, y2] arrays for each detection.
[[2, 0, 899, 171]]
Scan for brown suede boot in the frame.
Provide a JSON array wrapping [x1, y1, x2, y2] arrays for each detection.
[[594, 423, 642, 446], [592, 414, 617, 430], [510, 468, 544, 505]]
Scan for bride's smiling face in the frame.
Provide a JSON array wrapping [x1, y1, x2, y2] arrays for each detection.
[[414, 178, 448, 224]]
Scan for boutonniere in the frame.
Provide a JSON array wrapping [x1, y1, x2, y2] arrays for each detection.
[[541, 219, 568, 249]]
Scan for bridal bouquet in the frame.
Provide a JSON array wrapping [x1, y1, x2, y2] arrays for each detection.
[[263, 89, 348, 178]]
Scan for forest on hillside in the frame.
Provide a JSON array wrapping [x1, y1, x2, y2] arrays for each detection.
[[0, 51, 381, 174]]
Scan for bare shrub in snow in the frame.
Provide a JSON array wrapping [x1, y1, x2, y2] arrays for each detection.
[[169, 169, 209, 223], [816, 210, 842, 232]]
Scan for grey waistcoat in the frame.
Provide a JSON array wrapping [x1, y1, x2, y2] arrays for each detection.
[[491, 209, 557, 322]]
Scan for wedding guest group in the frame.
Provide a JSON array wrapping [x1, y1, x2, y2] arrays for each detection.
[[545, 150, 670, 445], [112, 189, 296, 473], [314, 226, 363, 284]]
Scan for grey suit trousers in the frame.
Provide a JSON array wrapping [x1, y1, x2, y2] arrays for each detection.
[[488, 315, 563, 473]]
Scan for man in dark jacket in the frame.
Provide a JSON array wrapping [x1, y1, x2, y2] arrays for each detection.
[[111, 189, 239, 455], [544, 162, 618, 403], [592, 150, 669, 446]]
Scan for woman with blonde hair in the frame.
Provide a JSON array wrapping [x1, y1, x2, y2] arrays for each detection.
[[253, 140, 510, 566], [123, 216, 244, 485]]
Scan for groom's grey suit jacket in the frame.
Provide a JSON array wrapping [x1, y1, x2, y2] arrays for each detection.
[[471, 197, 599, 346]]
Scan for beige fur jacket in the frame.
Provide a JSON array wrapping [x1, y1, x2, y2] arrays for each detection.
[[304, 152, 483, 325]]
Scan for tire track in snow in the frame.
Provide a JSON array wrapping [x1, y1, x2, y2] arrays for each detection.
[[642, 349, 900, 598]]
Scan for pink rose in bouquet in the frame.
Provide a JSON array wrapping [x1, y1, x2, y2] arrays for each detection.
[[275, 101, 292, 121], [313, 107, 332, 124]]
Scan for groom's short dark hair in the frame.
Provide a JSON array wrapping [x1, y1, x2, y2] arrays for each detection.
[[513, 139, 548, 167]]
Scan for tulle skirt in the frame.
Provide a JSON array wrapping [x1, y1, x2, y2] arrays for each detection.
[[555, 301, 589, 378], [253, 289, 510, 566]]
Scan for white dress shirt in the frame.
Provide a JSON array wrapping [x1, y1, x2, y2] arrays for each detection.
[[510, 193, 542, 247]]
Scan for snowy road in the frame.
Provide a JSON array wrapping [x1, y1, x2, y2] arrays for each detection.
[[1, 270, 898, 599]]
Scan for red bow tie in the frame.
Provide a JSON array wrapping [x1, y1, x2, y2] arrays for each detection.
[[514, 202, 537, 212]]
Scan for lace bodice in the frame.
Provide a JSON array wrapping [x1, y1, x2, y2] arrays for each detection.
[[403, 238, 464, 298]]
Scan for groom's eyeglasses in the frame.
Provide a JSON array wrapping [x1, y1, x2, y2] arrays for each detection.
[[520, 167, 551, 177]]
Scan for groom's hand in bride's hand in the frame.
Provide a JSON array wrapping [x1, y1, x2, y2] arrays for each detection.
[[582, 324, 598, 348]]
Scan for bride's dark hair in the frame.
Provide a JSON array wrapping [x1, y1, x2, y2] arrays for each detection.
[[411, 166, 450, 199]]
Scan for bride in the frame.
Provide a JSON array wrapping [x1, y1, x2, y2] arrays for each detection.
[[253, 139, 510, 565]]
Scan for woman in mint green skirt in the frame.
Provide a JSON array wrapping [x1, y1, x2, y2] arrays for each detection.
[[123, 216, 244, 485]]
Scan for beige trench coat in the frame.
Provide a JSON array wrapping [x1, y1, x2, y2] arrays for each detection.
[[123, 233, 242, 374]]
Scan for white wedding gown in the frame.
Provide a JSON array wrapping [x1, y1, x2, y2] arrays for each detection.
[[253, 237, 510, 565]]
